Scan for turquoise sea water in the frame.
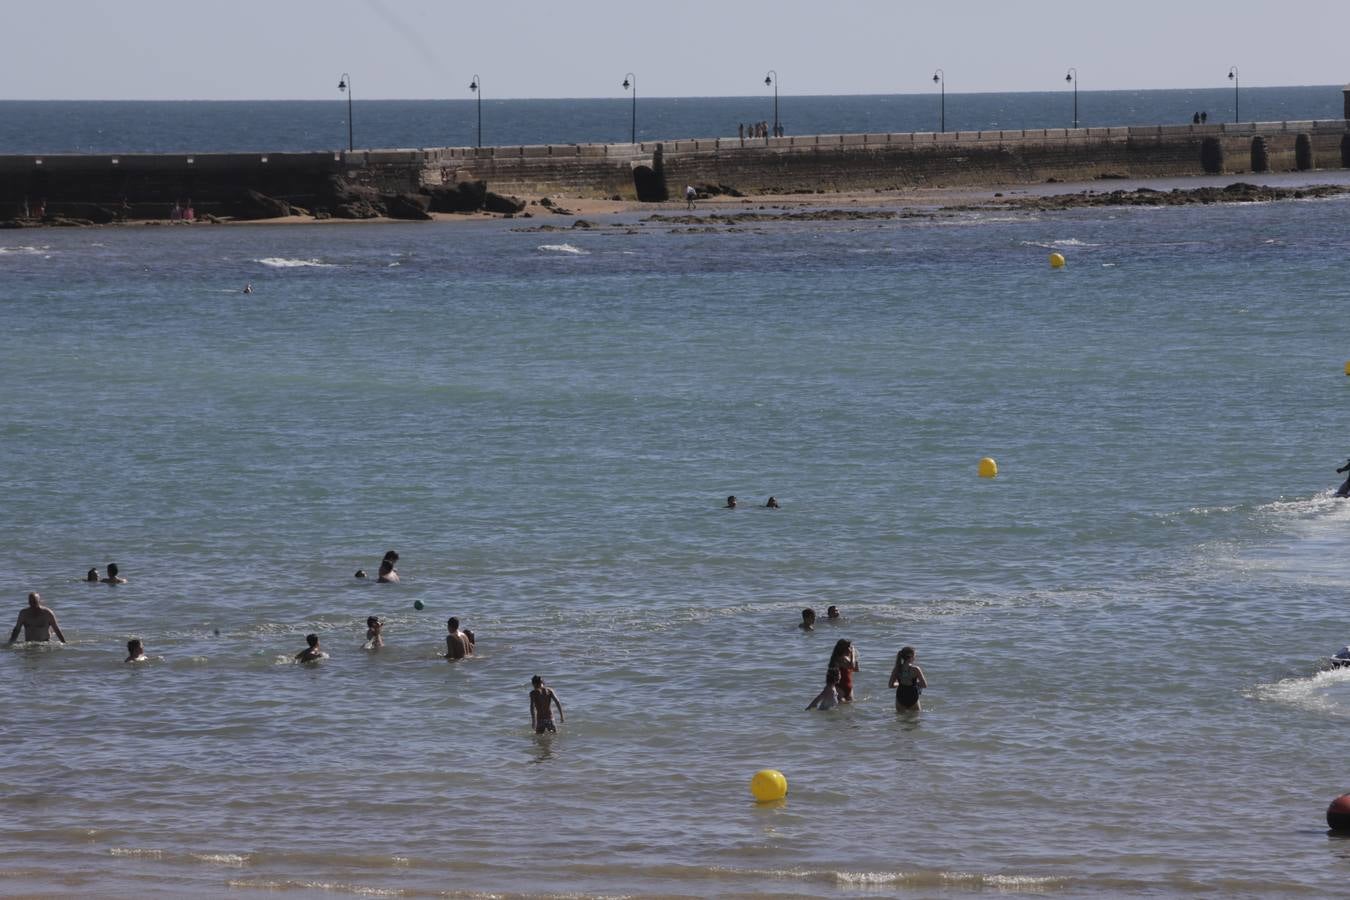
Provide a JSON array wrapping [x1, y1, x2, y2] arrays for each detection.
[[4, 178, 1350, 896]]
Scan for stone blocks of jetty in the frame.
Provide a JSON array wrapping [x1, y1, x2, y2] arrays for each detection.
[[0, 118, 1347, 224]]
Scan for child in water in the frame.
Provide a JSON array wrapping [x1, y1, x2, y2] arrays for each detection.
[[888, 646, 927, 711], [295, 633, 324, 663], [806, 666, 842, 711], [364, 616, 383, 649], [125, 639, 147, 662]]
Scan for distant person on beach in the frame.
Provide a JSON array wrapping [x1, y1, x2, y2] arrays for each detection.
[[86, 568, 101, 583], [101, 563, 127, 584], [445, 617, 475, 659], [296, 633, 324, 663], [738, 122, 745, 140], [364, 616, 383, 649], [1200, 111, 1208, 124], [1192, 112, 1200, 124], [686, 185, 697, 209], [529, 675, 565, 733], [889, 646, 927, 711], [125, 639, 147, 662], [765, 496, 780, 508], [724, 495, 738, 509], [1336, 459, 1350, 498], [826, 605, 841, 622], [829, 639, 859, 702], [7, 593, 66, 645], [806, 666, 842, 711], [799, 608, 816, 631]]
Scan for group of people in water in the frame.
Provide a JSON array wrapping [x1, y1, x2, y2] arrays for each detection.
[[796, 605, 928, 712]]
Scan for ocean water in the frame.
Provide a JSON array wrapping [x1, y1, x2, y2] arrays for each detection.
[[4, 182, 1350, 897], [0, 84, 1342, 154]]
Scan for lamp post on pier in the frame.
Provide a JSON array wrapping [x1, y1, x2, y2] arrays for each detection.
[[1227, 66, 1240, 123], [337, 73, 353, 152], [764, 70, 779, 138], [932, 68, 945, 133], [1065, 67, 1078, 130], [469, 75, 482, 148], [622, 73, 636, 144]]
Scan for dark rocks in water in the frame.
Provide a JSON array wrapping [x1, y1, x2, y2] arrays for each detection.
[[426, 180, 487, 213], [571, 219, 595, 229], [484, 191, 525, 214], [238, 189, 293, 220], [384, 192, 433, 221], [980, 182, 1350, 212]]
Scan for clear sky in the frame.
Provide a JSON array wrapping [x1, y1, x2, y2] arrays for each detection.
[[5, 0, 1348, 100]]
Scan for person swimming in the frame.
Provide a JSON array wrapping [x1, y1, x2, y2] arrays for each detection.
[[364, 617, 383, 649], [101, 563, 127, 584], [798, 608, 816, 631], [765, 496, 780, 508], [295, 633, 324, 663], [806, 667, 842, 711], [724, 495, 738, 509], [1337, 459, 1350, 498], [86, 568, 101, 583], [125, 638, 147, 662]]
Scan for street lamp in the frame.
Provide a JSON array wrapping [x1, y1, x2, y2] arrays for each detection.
[[337, 73, 353, 152], [622, 73, 636, 144], [932, 68, 945, 133], [469, 75, 482, 148], [1228, 66, 1240, 123], [764, 70, 779, 138], [1065, 67, 1078, 130]]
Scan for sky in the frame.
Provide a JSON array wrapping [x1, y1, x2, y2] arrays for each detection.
[[4, 0, 1349, 100]]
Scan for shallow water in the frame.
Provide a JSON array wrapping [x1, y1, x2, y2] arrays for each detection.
[[3, 190, 1350, 897]]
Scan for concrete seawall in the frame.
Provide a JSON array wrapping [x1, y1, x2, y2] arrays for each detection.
[[2, 119, 1348, 222]]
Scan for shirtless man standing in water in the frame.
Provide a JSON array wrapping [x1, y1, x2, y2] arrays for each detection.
[[445, 617, 475, 660], [529, 675, 564, 733], [7, 593, 67, 644]]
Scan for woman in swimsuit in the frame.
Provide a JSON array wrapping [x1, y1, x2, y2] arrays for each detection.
[[888, 646, 927, 711], [829, 639, 859, 702], [806, 666, 842, 711]]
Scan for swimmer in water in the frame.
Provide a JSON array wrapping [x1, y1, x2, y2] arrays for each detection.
[[377, 559, 399, 583], [724, 495, 738, 509], [1337, 459, 1350, 498], [295, 633, 324, 663], [798, 607, 816, 631], [529, 675, 565, 733], [364, 616, 383, 649], [826, 605, 841, 622], [766, 496, 780, 508], [7, 593, 67, 644], [354, 569, 368, 579], [125, 639, 147, 662], [445, 617, 475, 659], [806, 666, 842, 711], [829, 639, 859, 702], [86, 568, 101, 583], [243, 282, 253, 294], [889, 646, 928, 711], [101, 563, 127, 584]]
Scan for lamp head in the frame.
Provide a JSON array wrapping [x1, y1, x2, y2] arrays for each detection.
[[764, 75, 772, 86], [1065, 71, 1073, 82], [1227, 70, 1235, 80], [338, 78, 347, 92], [622, 78, 630, 90], [469, 79, 478, 92]]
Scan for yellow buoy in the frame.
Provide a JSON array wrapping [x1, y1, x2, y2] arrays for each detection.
[[1344, 360, 1350, 376], [978, 457, 999, 479], [1049, 252, 1066, 269], [749, 769, 788, 802]]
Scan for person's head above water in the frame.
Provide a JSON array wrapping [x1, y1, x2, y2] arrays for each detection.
[[447, 617, 460, 631], [831, 638, 851, 660], [383, 550, 399, 563], [725, 495, 737, 508], [127, 638, 143, 656], [766, 496, 779, 508], [107, 563, 119, 577], [86, 568, 100, 582], [27, 592, 41, 609], [305, 633, 319, 648], [826, 605, 840, 619], [531, 675, 544, 688], [801, 608, 816, 626], [366, 616, 381, 629], [354, 569, 367, 579]]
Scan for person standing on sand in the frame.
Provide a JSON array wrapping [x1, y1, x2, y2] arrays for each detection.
[[686, 185, 697, 209], [7, 593, 67, 644], [889, 646, 927, 711], [529, 675, 564, 733]]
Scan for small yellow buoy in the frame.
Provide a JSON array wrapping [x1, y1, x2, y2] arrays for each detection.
[[1344, 360, 1350, 376], [978, 457, 999, 479], [1049, 252, 1066, 269], [749, 769, 788, 803]]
